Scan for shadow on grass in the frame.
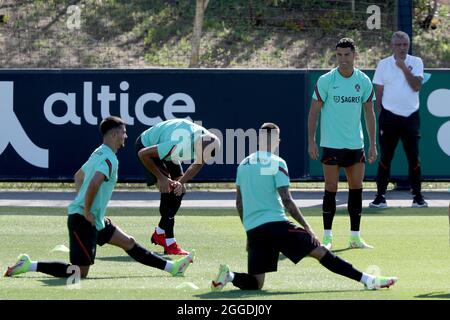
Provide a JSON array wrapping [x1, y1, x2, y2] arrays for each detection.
[[311, 207, 447, 217], [0, 207, 235, 217], [0, 207, 446, 217], [415, 292, 450, 299], [194, 288, 361, 299], [39, 278, 68, 287], [332, 247, 357, 254], [96, 254, 181, 262], [96, 256, 134, 262], [38, 274, 161, 286]]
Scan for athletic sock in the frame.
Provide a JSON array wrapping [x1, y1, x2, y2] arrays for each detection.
[[164, 261, 174, 272], [155, 226, 165, 235], [323, 190, 337, 230], [126, 243, 166, 270], [360, 272, 376, 286], [159, 193, 184, 238], [29, 261, 38, 272], [319, 251, 362, 282], [231, 272, 259, 290], [348, 188, 362, 231], [166, 238, 176, 246], [158, 193, 172, 235], [350, 231, 360, 238], [36, 262, 72, 278]]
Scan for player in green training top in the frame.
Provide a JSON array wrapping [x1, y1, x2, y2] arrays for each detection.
[[308, 38, 377, 250], [210, 123, 396, 291], [136, 119, 220, 255], [4, 116, 193, 280]]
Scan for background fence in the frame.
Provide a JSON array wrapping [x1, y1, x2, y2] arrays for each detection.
[[1, 0, 401, 68]]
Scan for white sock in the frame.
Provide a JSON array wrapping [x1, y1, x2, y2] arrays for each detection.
[[324, 230, 333, 237], [156, 226, 165, 235], [228, 271, 235, 281], [28, 261, 38, 272], [360, 272, 375, 285], [164, 261, 174, 272], [351, 231, 360, 238], [166, 238, 176, 246]]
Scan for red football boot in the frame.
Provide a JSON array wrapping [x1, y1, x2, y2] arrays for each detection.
[[151, 230, 166, 247], [164, 242, 189, 255]]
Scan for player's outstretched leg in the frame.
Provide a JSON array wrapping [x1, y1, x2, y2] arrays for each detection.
[[211, 264, 232, 291], [3, 254, 31, 277], [170, 251, 195, 277], [364, 276, 398, 290], [211, 264, 260, 291], [4, 254, 74, 278], [311, 247, 397, 290]]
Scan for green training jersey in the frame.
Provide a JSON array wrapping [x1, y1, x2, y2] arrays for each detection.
[[312, 67, 375, 149], [236, 151, 290, 231], [140, 119, 209, 162], [68, 144, 118, 231]]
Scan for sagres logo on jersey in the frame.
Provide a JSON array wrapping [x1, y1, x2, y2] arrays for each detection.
[[333, 96, 361, 103], [0, 82, 49, 168]]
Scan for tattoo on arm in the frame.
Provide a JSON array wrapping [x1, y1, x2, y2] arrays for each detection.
[[278, 187, 311, 229]]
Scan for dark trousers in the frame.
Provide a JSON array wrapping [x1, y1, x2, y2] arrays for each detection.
[[376, 107, 422, 196]]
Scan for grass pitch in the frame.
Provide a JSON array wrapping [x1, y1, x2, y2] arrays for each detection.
[[0, 206, 449, 300]]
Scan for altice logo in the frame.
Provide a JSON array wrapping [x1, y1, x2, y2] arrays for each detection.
[[0, 82, 49, 168]]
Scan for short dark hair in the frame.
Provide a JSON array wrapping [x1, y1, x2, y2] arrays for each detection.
[[336, 38, 356, 52], [259, 122, 280, 137], [99, 116, 125, 136], [260, 122, 280, 134], [259, 123, 280, 150]]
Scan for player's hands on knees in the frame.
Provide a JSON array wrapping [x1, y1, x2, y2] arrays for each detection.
[[308, 142, 319, 160], [172, 181, 185, 196], [368, 145, 378, 164], [158, 176, 172, 193]]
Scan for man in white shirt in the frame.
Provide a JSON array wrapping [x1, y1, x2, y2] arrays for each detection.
[[370, 31, 428, 208]]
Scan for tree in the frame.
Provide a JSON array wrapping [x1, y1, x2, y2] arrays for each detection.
[[189, 0, 210, 67], [416, 0, 439, 29]]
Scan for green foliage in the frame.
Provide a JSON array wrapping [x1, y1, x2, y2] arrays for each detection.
[[0, 14, 9, 24], [0, 1, 449, 68], [413, 1, 450, 67]]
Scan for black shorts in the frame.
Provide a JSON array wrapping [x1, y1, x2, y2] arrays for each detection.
[[246, 221, 319, 275], [321, 147, 365, 167], [67, 214, 117, 266], [135, 136, 184, 186]]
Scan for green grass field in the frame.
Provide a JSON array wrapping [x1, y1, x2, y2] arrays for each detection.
[[1, 206, 449, 300]]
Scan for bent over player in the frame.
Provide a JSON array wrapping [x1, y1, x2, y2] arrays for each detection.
[[4, 116, 193, 279], [136, 119, 220, 255]]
